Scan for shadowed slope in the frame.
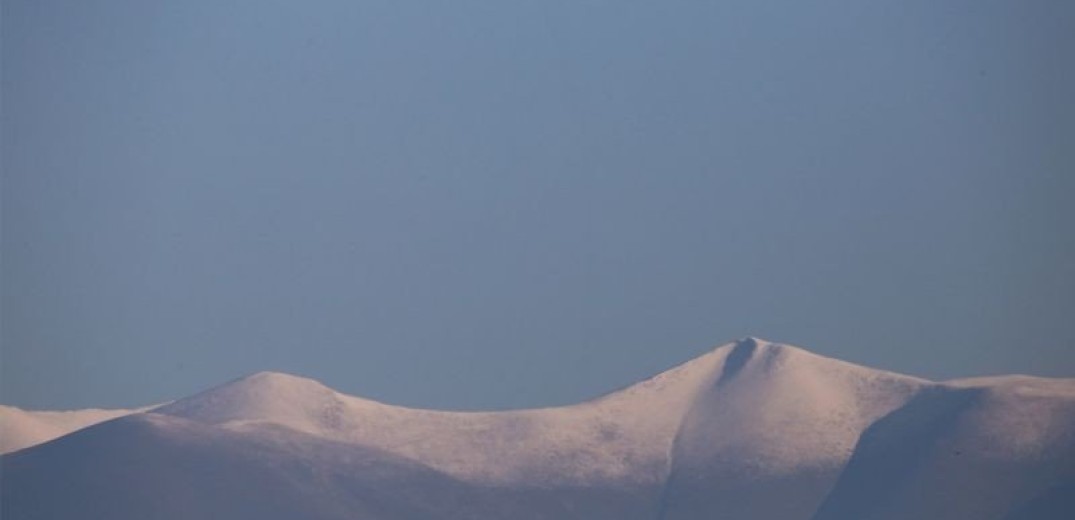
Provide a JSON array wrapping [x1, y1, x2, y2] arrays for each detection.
[[1, 413, 481, 520], [813, 377, 1075, 520]]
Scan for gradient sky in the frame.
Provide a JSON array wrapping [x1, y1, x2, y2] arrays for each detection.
[[3, 0, 1074, 411]]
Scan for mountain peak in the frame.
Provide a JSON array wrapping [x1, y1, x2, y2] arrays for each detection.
[[713, 337, 815, 378], [737, 335, 765, 347], [153, 370, 349, 434], [237, 370, 324, 387], [732, 336, 807, 354]]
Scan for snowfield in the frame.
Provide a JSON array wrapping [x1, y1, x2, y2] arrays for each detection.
[[2, 338, 1073, 519], [0, 404, 152, 454]]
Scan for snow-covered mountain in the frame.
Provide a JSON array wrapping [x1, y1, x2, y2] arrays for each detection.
[[2, 338, 1073, 519], [0, 404, 149, 454]]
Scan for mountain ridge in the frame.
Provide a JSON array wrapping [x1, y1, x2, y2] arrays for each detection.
[[3, 337, 1073, 519]]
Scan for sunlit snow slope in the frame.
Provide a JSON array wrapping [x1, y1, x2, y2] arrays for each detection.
[[0, 405, 148, 454], [2, 338, 1073, 519]]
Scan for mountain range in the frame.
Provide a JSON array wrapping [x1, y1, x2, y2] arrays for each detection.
[[2, 337, 1073, 519]]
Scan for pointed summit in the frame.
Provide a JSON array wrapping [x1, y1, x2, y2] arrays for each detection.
[[725, 336, 811, 355], [717, 338, 761, 384], [737, 335, 765, 347]]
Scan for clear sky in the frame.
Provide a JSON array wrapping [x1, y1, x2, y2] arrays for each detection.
[[3, 0, 1073, 410]]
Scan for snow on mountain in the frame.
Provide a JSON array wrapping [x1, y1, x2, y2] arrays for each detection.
[[2, 337, 1073, 520], [814, 375, 1075, 519], [1, 411, 493, 520], [0, 404, 149, 454], [657, 339, 927, 520], [152, 343, 724, 485]]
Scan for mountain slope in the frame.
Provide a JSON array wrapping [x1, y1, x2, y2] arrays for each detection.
[[2, 338, 1073, 519], [657, 340, 927, 520], [150, 344, 727, 486], [813, 376, 1075, 520], [1, 411, 664, 520], [0, 404, 148, 454], [1, 413, 481, 520]]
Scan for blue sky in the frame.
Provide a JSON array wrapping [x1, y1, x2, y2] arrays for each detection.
[[3, 0, 1073, 410]]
